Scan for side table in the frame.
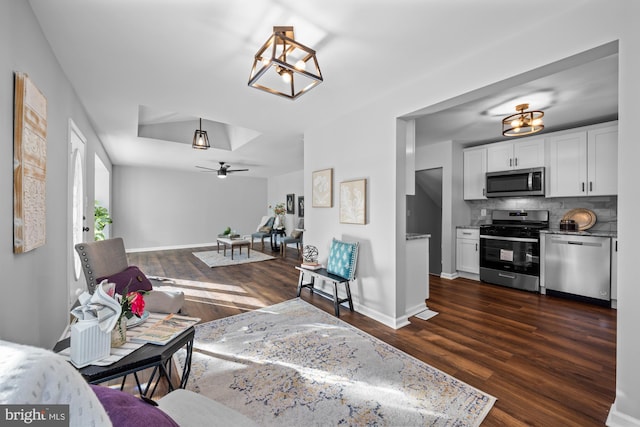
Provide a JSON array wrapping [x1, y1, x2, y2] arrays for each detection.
[[54, 327, 194, 399], [270, 228, 286, 251]]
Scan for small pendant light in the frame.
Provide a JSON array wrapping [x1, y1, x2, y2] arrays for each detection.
[[192, 118, 210, 149]]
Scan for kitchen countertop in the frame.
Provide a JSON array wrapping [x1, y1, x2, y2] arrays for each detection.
[[406, 233, 431, 240], [456, 225, 481, 229], [541, 229, 617, 238]]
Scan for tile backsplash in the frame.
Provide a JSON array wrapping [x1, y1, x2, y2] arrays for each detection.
[[466, 196, 617, 232]]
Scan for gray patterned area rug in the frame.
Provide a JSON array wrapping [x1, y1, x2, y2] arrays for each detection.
[[192, 249, 275, 267], [180, 298, 496, 426]]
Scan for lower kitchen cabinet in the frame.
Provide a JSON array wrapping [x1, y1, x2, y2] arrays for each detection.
[[456, 228, 479, 276]]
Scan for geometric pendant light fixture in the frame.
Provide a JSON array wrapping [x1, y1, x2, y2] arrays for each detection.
[[248, 26, 323, 100], [502, 103, 544, 137], [192, 118, 210, 149]]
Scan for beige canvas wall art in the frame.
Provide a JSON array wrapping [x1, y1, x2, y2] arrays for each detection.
[[312, 168, 332, 207], [340, 179, 366, 224], [14, 72, 47, 253]]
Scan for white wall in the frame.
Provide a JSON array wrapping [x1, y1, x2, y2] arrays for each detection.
[[305, 2, 640, 423], [306, 107, 400, 327], [0, 1, 111, 348], [613, 1, 640, 423], [112, 166, 267, 250], [267, 169, 304, 233]]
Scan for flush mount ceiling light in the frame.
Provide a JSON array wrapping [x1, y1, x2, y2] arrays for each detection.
[[248, 26, 323, 100], [502, 104, 544, 137], [192, 118, 210, 150]]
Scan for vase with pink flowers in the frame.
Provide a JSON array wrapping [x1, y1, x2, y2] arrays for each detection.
[[108, 286, 146, 347]]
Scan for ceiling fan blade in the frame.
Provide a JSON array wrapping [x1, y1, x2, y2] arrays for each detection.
[[195, 166, 216, 172], [227, 169, 249, 173]]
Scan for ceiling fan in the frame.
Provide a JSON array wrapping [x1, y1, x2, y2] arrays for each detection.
[[196, 162, 249, 179]]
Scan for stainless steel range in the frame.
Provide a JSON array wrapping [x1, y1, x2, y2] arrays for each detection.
[[479, 210, 549, 292]]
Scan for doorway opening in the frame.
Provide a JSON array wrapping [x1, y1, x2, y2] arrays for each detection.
[[94, 154, 111, 240], [407, 168, 442, 275]]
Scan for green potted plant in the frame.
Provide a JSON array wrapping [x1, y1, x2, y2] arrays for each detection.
[[94, 201, 112, 241]]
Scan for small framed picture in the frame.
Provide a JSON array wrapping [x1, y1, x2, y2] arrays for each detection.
[[298, 196, 305, 218], [340, 179, 366, 224], [312, 168, 332, 207], [286, 194, 295, 214]]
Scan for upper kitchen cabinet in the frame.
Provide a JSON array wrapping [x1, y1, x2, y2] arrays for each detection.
[[463, 146, 487, 200], [587, 125, 618, 195], [546, 122, 617, 197], [486, 137, 544, 172]]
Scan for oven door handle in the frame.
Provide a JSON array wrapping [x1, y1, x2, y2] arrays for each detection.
[[480, 235, 539, 243]]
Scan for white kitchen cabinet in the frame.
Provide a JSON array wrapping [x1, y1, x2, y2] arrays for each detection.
[[587, 125, 618, 195], [486, 137, 544, 172], [456, 228, 479, 275], [546, 123, 617, 197], [463, 147, 487, 200]]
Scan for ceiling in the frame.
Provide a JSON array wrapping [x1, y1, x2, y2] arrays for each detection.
[[412, 52, 618, 147], [28, 0, 618, 178]]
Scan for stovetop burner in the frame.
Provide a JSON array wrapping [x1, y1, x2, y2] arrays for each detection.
[[480, 210, 549, 238]]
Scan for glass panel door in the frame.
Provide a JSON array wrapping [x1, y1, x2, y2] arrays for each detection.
[[68, 119, 87, 308]]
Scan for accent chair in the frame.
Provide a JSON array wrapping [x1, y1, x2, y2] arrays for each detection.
[[280, 218, 304, 257], [74, 237, 184, 314], [251, 216, 275, 251]]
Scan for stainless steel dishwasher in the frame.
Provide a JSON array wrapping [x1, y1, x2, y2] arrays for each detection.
[[543, 234, 611, 302]]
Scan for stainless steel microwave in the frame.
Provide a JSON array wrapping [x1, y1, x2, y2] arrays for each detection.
[[485, 167, 545, 198]]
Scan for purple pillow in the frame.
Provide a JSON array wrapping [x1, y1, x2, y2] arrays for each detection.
[[98, 265, 153, 295], [90, 385, 178, 427]]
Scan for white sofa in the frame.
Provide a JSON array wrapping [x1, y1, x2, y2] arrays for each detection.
[[0, 339, 256, 427]]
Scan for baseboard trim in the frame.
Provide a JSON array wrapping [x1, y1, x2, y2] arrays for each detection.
[[440, 272, 458, 280], [126, 242, 217, 253], [457, 271, 480, 281], [607, 401, 640, 427], [353, 302, 410, 329], [405, 302, 428, 318]]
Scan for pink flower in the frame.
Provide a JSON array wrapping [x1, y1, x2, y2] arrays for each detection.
[[127, 292, 146, 317]]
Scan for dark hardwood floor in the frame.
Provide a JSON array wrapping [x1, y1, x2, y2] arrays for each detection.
[[129, 245, 616, 426]]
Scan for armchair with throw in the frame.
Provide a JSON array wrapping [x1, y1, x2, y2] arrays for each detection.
[[75, 237, 184, 314]]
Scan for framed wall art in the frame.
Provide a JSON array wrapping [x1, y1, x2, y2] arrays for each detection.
[[340, 179, 366, 225], [298, 196, 304, 218], [312, 168, 332, 207], [286, 193, 295, 214], [14, 72, 48, 253]]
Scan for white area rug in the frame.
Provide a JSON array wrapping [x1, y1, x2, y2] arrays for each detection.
[[414, 308, 439, 321], [179, 299, 495, 426], [192, 249, 275, 268]]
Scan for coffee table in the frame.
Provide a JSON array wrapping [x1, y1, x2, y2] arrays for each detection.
[[54, 327, 194, 398], [217, 237, 251, 260]]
